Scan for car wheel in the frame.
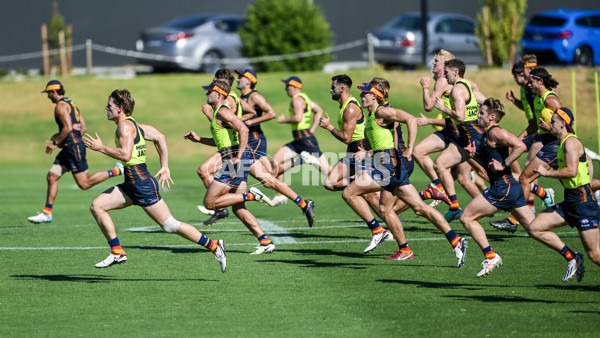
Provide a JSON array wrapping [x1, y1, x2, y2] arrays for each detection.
[[201, 50, 224, 74], [574, 46, 593, 67]]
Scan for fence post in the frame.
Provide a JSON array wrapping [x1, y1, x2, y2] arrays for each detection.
[[367, 34, 375, 68], [67, 24, 73, 75], [41, 24, 49, 76], [59, 30, 67, 75], [86, 39, 92, 76]]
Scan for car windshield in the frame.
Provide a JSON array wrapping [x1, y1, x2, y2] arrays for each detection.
[[528, 15, 567, 27], [383, 16, 422, 30], [164, 17, 209, 30]]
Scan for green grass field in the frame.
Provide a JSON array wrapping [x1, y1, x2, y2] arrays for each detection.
[[1, 68, 600, 336]]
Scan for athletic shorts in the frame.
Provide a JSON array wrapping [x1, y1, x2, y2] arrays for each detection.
[[367, 149, 410, 192], [433, 119, 460, 145], [401, 156, 415, 177], [214, 146, 255, 186], [523, 133, 542, 151], [482, 175, 527, 211], [248, 132, 268, 160], [453, 121, 485, 151], [536, 138, 559, 168], [285, 130, 322, 157], [53, 142, 88, 173], [338, 140, 367, 173], [552, 201, 600, 231], [118, 163, 161, 207]]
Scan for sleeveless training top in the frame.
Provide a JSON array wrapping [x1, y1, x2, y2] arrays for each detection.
[[56, 98, 83, 147], [450, 80, 479, 124], [365, 104, 395, 151], [479, 124, 512, 185], [533, 89, 558, 135], [338, 96, 365, 143], [557, 133, 590, 189], [241, 89, 263, 134], [289, 92, 313, 131], [210, 104, 238, 151], [115, 117, 146, 166]]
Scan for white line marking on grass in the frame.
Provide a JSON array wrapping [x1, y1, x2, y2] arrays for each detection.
[[124, 223, 366, 233], [257, 218, 297, 244]]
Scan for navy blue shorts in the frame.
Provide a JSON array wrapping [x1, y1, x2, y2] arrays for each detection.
[[400, 155, 415, 177], [454, 121, 485, 151], [367, 149, 410, 192], [285, 130, 322, 157], [248, 132, 268, 160], [214, 146, 255, 186], [433, 119, 459, 145], [118, 164, 161, 207], [536, 139, 559, 168], [482, 175, 527, 211], [553, 201, 600, 231], [54, 142, 88, 173], [338, 140, 368, 173], [523, 133, 542, 151]]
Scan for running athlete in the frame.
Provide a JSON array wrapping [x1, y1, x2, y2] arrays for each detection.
[[184, 80, 276, 255], [83, 89, 226, 272], [341, 81, 467, 267], [270, 76, 331, 187], [196, 69, 256, 225], [528, 107, 600, 282], [460, 98, 534, 277], [234, 69, 316, 227], [28, 80, 123, 224], [490, 60, 554, 232], [432, 59, 488, 221], [517, 68, 562, 212]]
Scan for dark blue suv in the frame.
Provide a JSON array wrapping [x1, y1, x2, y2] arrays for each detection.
[[520, 9, 600, 66]]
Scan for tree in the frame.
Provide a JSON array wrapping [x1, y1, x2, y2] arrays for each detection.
[[239, 0, 334, 72], [475, 0, 527, 66], [47, 2, 69, 70]]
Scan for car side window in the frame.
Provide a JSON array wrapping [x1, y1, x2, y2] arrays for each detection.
[[575, 16, 592, 27], [215, 19, 243, 33], [435, 19, 455, 33], [588, 15, 600, 28], [455, 19, 475, 34]]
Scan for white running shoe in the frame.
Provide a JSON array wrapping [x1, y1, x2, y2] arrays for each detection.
[[476, 254, 502, 277], [563, 252, 584, 282], [114, 161, 124, 174], [27, 212, 52, 224], [595, 190, 600, 207], [214, 240, 227, 273], [250, 187, 274, 206], [585, 147, 600, 161], [95, 252, 127, 268], [454, 238, 468, 268], [300, 151, 322, 169], [271, 194, 289, 206], [428, 199, 441, 208], [363, 230, 389, 253], [543, 188, 555, 208], [197, 205, 215, 215], [250, 243, 276, 255]]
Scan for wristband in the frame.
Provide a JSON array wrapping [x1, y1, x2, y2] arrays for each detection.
[[52, 140, 58, 146], [423, 87, 429, 91]]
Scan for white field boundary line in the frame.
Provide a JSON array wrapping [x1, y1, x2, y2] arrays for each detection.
[[0, 231, 581, 251]]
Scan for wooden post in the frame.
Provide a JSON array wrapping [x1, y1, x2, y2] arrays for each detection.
[[59, 30, 67, 75], [482, 7, 493, 66], [509, 17, 517, 67], [41, 24, 49, 76], [67, 24, 73, 75], [86, 39, 92, 76]]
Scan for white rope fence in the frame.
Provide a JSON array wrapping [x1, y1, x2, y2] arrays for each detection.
[[0, 38, 369, 66]]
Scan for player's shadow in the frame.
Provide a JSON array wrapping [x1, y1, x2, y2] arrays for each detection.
[[270, 233, 364, 240], [535, 284, 600, 292], [379, 278, 489, 291], [11, 274, 214, 283], [280, 248, 367, 259], [443, 294, 563, 303], [259, 258, 370, 270]]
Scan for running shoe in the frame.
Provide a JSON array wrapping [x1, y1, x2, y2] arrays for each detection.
[[444, 208, 463, 222], [489, 218, 518, 233], [95, 252, 127, 268], [27, 212, 52, 224], [563, 252, 585, 282], [454, 238, 468, 268], [303, 199, 315, 228], [385, 250, 414, 260], [543, 188, 555, 208], [197, 205, 215, 215], [425, 184, 451, 205], [363, 230, 389, 253], [214, 240, 227, 273], [204, 208, 229, 225], [250, 186, 274, 206], [300, 151, 322, 169], [476, 254, 503, 277], [271, 194, 289, 206], [250, 243, 276, 255], [595, 190, 600, 207], [114, 161, 124, 174], [428, 199, 442, 208]]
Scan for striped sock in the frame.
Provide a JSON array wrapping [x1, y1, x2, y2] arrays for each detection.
[[560, 245, 575, 261], [198, 233, 217, 252], [108, 167, 121, 177], [43, 203, 53, 215], [295, 196, 307, 209], [399, 242, 412, 254], [432, 179, 444, 191], [367, 218, 384, 235], [449, 195, 460, 211], [445, 230, 461, 249], [507, 215, 519, 225], [243, 193, 255, 201], [420, 190, 432, 200], [258, 234, 272, 246], [483, 246, 496, 259], [527, 196, 535, 209], [108, 237, 124, 255], [531, 184, 547, 199]]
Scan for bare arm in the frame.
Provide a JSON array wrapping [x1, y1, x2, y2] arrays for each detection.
[[245, 93, 277, 126], [309, 101, 322, 134], [319, 104, 360, 144], [83, 119, 135, 162], [219, 107, 249, 163], [421, 76, 448, 112], [535, 138, 580, 179], [240, 99, 256, 121], [489, 127, 527, 168], [377, 107, 417, 160], [436, 85, 467, 122], [277, 96, 304, 124], [183, 131, 217, 147], [138, 123, 175, 189]]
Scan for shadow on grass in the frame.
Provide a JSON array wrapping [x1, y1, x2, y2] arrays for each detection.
[[443, 294, 562, 303], [11, 274, 214, 283], [257, 249, 372, 269]]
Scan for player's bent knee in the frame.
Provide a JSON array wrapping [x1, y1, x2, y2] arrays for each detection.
[[160, 216, 181, 233]]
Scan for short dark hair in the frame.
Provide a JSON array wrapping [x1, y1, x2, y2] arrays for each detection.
[[445, 59, 466, 77], [332, 74, 352, 88], [483, 98, 505, 122], [110, 89, 135, 116], [214, 69, 235, 86]]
